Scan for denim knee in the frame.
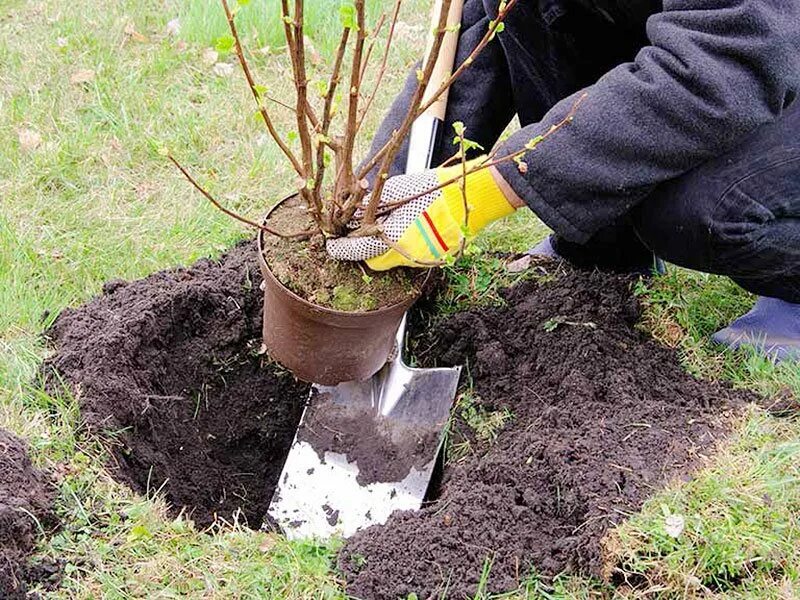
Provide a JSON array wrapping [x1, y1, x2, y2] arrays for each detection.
[[633, 152, 800, 300]]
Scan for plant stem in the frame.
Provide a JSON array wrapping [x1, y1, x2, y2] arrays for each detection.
[[355, 0, 403, 136], [288, 0, 321, 223], [335, 0, 368, 220], [169, 156, 316, 239], [372, 92, 587, 217], [312, 27, 351, 230], [357, 0, 519, 184], [221, 0, 304, 178], [357, 0, 454, 227]]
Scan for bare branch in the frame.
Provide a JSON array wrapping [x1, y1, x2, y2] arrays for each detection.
[[378, 232, 447, 267], [371, 93, 588, 218], [335, 0, 368, 211], [359, 13, 387, 84], [279, 0, 320, 131], [169, 156, 317, 239], [288, 1, 320, 220], [357, 0, 454, 226], [312, 27, 351, 224], [357, 0, 520, 184], [356, 0, 403, 135], [221, 0, 304, 177], [415, 0, 520, 118]]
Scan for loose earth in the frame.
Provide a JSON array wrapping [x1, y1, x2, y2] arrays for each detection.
[[339, 265, 755, 599], [43, 241, 309, 528], [0, 429, 59, 598]]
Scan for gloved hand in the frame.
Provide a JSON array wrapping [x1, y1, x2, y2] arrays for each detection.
[[326, 159, 516, 271]]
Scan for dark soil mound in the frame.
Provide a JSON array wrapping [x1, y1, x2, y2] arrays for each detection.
[[0, 429, 59, 598], [340, 265, 755, 599], [43, 241, 309, 528]]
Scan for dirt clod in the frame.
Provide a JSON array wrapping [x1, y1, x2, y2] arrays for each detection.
[[339, 265, 755, 599], [0, 429, 59, 599], [43, 241, 310, 528], [298, 390, 443, 486]]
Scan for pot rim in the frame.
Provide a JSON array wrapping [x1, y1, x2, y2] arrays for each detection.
[[257, 194, 430, 318]]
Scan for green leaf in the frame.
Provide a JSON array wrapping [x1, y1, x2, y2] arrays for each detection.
[[237, 0, 250, 5], [543, 316, 565, 332], [339, 1, 358, 30], [287, 131, 298, 142], [215, 35, 235, 54], [253, 84, 268, 99], [463, 139, 484, 152], [524, 135, 545, 150], [127, 524, 151, 542]]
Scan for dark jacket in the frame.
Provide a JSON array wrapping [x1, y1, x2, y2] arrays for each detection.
[[494, 0, 800, 242]]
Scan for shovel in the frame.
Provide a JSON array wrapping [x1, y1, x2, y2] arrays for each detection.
[[267, 0, 465, 540]]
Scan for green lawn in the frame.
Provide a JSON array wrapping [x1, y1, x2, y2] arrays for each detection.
[[1, 0, 798, 598]]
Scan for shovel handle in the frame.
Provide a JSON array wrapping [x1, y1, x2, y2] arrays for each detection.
[[405, 0, 465, 174], [421, 0, 465, 121]]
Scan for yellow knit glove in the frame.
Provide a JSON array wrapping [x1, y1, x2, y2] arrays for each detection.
[[326, 159, 515, 270]]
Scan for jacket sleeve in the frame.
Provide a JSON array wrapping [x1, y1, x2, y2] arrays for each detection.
[[496, 0, 800, 244], [361, 0, 516, 180]]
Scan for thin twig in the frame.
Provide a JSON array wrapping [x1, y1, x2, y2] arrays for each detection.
[[359, 13, 387, 84], [415, 0, 521, 118], [378, 232, 446, 267], [221, 0, 304, 177], [169, 156, 316, 239], [457, 134, 469, 259], [371, 92, 588, 217], [357, 0, 519, 182], [355, 0, 454, 227], [290, 1, 320, 220], [335, 0, 368, 212], [312, 28, 350, 210], [356, 0, 403, 135], [280, 0, 319, 130]]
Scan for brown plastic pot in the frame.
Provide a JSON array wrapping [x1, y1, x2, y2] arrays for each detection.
[[257, 196, 424, 386]]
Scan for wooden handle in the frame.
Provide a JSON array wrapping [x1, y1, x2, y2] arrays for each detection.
[[421, 0, 464, 121]]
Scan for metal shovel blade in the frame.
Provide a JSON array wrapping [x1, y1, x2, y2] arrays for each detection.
[[267, 316, 461, 539]]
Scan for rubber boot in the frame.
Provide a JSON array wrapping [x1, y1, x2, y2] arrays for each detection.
[[527, 234, 665, 275], [527, 235, 559, 258], [712, 296, 800, 363]]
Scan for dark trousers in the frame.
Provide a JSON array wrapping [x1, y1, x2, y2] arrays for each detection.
[[370, 0, 800, 302]]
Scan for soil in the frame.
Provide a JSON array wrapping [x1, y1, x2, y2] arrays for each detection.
[[261, 196, 423, 312], [339, 264, 757, 599], [0, 429, 59, 599], [42, 241, 310, 528], [298, 389, 443, 485]]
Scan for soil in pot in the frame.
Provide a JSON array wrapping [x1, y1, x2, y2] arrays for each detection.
[[261, 196, 424, 312], [0, 429, 61, 599], [42, 241, 310, 528], [338, 265, 758, 599]]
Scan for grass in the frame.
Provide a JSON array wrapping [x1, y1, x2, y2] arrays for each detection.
[[177, 1, 387, 56], [1, 0, 799, 598]]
